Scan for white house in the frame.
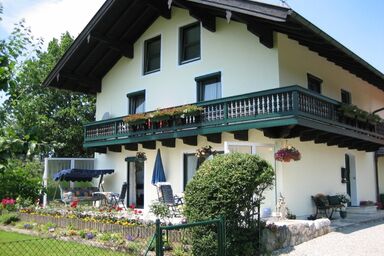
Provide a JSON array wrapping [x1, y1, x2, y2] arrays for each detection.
[[44, 0, 384, 218]]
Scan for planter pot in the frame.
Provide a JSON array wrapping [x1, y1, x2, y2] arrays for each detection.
[[340, 210, 347, 219]]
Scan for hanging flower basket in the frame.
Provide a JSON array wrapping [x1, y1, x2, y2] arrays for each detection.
[[274, 146, 301, 162]]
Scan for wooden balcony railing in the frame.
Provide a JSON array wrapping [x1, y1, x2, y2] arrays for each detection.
[[84, 85, 384, 147]]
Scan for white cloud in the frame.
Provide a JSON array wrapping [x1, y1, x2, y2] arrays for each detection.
[[2, 0, 105, 44]]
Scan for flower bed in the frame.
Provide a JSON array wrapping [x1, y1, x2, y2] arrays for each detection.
[[18, 212, 184, 242]]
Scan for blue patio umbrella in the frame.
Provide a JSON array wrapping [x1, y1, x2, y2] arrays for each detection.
[[151, 149, 166, 185]]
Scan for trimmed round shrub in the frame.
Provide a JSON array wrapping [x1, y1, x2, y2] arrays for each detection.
[[184, 153, 274, 256]]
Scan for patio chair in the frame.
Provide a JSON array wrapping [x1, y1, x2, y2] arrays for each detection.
[[156, 182, 183, 216], [110, 182, 128, 209]]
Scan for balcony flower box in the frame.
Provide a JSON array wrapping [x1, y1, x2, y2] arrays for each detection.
[[123, 113, 148, 125], [339, 104, 359, 119], [173, 105, 204, 125], [176, 105, 204, 117], [149, 108, 174, 122], [367, 113, 382, 125], [274, 146, 301, 162]]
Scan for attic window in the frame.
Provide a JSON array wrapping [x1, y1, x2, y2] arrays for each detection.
[[179, 22, 201, 64], [196, 72, 222, 102], [307, 74, 322, 94], [341, 89, 351, 104], [144, 36, 161, 75], [127, 90, 145, 114]]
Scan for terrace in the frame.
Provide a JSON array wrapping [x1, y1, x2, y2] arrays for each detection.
[[84, 85, 384, 152]]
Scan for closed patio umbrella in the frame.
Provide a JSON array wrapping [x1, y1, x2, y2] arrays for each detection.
[[151, 149, 166, 185]]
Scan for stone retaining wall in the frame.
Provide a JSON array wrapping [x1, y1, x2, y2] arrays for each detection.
[[262, 219, 331, 252]]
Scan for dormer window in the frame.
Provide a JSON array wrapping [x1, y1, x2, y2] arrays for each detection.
[[144, 36, 161, 75], [179, 22, 201, 64]]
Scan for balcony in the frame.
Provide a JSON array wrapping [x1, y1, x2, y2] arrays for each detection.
[[84, 85, 384, 152]]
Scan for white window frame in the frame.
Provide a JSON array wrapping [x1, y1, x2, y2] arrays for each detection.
[[224, 141, 274, 154]]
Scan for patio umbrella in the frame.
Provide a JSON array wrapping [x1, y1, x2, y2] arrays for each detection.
[[151, 149, 166, 185]]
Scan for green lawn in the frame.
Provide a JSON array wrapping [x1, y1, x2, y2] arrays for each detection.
[[0, 230, 37, 242], [0, 230, 130, 256]]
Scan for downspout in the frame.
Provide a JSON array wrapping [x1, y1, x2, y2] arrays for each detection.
[[374, 153, 380, 201], [43, 158, 49, 207]]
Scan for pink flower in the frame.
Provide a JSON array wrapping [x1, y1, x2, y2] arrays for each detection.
[[1, 198, 16, 207]]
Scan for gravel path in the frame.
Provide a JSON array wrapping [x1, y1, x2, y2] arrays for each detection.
[[273, 221, 384, 256]]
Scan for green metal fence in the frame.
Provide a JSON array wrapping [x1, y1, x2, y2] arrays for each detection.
[[145, 217, 226, 256]]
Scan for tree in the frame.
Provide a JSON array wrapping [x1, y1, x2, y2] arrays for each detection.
[[2, 31, 95, 157], [0, 7, 38, 170], [0, 7, 95, 202]]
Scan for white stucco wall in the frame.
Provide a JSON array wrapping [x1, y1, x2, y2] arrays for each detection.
[[96, 128, 376, 218], [92, 8, 382, 217], [96, 7, 279, 120], [95, 130, 278, 213], [278, 138, 376, 217], [277, 33, 384, 116]]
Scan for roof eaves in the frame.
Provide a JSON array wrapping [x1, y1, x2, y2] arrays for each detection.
[[186, 0, 289, 22], [42, 0, 115, 89], [288, 10, 384, 84]]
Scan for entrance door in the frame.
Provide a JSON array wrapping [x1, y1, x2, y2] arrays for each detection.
[[135, 161, 144, 208], [345, 154, 358, 206], [127, 161, 145, 209]]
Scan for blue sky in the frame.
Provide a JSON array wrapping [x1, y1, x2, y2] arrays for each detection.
[[0, 0, 383, 78], [289, 0, 384, 73]]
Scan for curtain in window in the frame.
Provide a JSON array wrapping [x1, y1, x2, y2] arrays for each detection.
[[203, 81, 221, 101], [131, 95, 145, 114], [184, 154, 198, 189]]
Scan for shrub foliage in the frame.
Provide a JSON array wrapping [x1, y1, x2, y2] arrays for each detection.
[[184, 153, 274, 256], [0, 160, 42, 203]]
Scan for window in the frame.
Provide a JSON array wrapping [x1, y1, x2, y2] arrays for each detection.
[[179, 22, 200, 64], [183, 154, 198, 189], [307, 74, 322, 94], [196, 72, 221, 102], [341, 89, 351, 104], [144, 36, 161, 74], [183, 151, 224, 189], [127, 90, 145, 114]]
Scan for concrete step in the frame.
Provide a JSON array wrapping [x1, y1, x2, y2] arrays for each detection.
[[347, 206, 378, 214]]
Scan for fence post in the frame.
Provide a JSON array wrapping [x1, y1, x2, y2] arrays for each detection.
[[217, 218, 222, 256], [257, 204, 261, 254], [155, 219, 162, 256], [222, 215, 226, 256]]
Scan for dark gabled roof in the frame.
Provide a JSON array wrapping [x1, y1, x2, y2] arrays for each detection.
[[43, 0, 384, 94]]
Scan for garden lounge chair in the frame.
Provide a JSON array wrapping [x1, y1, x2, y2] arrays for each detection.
[[110, 182, 128, 209], [312, 194, 343, 219], [156, 182, 183, 216]]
